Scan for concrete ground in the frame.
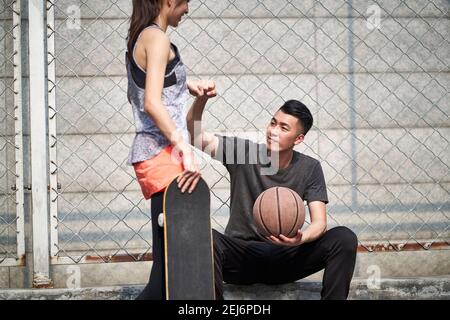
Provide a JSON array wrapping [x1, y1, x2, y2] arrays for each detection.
[[1, 277, 449, 300]]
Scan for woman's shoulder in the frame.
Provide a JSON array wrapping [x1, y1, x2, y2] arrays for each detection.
[[139, 26, 170, 48]]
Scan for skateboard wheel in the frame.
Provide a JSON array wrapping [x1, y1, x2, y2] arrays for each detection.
[[158, 213, 164, 227]]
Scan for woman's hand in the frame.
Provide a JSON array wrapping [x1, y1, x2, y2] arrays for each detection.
[[176, 142, 201, 194]]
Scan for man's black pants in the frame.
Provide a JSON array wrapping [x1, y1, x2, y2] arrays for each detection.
[[213, 226, 358, 300]]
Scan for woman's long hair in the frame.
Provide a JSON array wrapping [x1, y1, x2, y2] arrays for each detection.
[[127, 0, 162, 54]]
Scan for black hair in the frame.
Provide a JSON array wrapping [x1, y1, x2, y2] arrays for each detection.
[[278, 100, 313, 135], [127, 0, 162, 55]]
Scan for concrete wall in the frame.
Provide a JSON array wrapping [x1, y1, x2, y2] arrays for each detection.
[[0, 0, 449, 289]]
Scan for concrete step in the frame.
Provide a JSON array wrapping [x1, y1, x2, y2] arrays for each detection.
[[0, 277, 449, 300], [3, 248, 450, 289]]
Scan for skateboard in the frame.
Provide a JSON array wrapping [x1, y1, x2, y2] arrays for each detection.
[[162, 176, 215, 300]]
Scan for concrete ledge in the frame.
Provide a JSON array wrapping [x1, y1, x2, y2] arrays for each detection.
[[0, 278, 449, 300], [226, 277, 450, 300]]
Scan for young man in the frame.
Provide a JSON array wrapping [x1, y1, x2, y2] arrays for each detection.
[[180, 88, 358, 300]]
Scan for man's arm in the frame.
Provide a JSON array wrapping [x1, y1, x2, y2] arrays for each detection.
[[300, 201, 327, 243], [186, 93, 219, 158], [177, 81, 218, 193], [267, 201, 327, 246]]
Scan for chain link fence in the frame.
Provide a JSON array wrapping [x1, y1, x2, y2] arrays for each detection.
[[0, 0, 25, 267], [179, 0, 450, 252], [46, 0, 151, 264], [1, 0, 449, 272]]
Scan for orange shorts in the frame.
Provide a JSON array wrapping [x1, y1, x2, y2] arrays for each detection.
[[133, 145, 184, 199]]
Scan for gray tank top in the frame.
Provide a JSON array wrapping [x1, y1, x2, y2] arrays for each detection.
[[126, 24, 189, 165]]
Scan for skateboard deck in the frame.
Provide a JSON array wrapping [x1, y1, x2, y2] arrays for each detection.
[[163, 176, 215, 300]]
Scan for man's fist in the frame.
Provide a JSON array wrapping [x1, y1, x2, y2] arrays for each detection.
[[187, 79, 216, 98]]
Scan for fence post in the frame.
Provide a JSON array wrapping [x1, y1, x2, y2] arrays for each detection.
[[46, 0, 59, 262], [28, 0, 52, 288], [13, 0, 26, 266]]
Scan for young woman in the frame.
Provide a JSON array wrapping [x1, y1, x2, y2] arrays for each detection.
[[126, 0, 216, 299]]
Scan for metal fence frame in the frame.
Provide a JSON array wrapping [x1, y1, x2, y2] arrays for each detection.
[[0, 0, 25, 268]]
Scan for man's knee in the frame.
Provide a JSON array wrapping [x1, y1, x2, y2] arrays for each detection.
[[329, 226, 358, 253]]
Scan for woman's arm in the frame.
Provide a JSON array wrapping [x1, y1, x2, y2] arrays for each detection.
[[139, 28, 199, 192], [141, 29, 186, 147]]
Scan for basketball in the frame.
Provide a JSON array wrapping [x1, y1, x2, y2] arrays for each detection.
[[253, 187, 305, 238]]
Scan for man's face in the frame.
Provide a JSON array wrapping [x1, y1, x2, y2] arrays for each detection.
[[266, 110, 304, 152]]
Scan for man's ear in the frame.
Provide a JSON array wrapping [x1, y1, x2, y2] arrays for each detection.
[[294, 133, 305, 146]]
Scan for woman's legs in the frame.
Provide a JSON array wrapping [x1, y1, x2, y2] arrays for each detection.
[[136, 191, 165, 300]]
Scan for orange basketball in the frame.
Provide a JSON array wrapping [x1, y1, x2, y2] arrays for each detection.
[[253, 187, 305, 238]]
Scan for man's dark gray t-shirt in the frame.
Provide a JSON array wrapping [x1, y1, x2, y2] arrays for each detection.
[[213, 135, 328, 242]]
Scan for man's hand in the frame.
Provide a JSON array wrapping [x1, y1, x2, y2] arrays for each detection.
[[187, 79, 216, 98], [267, 230, 304, 246]]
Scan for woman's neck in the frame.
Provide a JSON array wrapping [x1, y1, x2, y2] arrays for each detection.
[[154, 16, 168, 32]]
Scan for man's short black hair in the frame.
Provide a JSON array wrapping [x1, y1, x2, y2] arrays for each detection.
[[278, 100, 313, 135]]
